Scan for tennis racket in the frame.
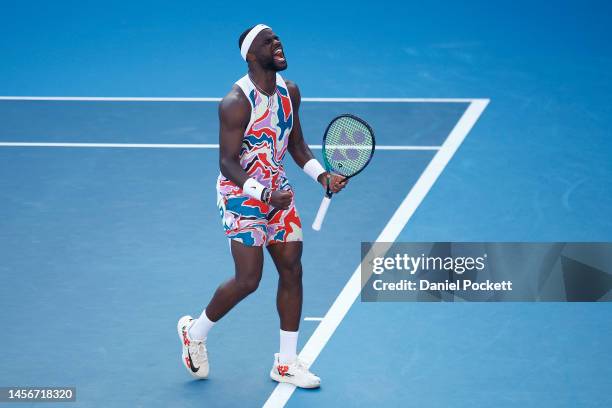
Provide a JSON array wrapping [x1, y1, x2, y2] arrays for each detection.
[[312, 114, 375, 231]]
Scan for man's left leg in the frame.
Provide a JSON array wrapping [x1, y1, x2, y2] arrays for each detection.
[[268, 242, 303, 332], [268, 241, 302, 358], [267, 241, 320, 388]]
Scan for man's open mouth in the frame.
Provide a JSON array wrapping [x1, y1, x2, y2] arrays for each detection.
[[273, 47, 285, 62]]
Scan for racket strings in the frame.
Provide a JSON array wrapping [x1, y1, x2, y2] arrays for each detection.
[[324, 117, 374, 177]]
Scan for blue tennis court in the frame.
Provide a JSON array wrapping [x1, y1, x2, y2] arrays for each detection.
[[1, 1, 611, 407]]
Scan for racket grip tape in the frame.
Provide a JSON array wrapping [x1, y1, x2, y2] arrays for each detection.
[[312, 195, 332, 231]]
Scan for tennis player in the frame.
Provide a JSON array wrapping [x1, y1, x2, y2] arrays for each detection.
[[177, 24, 347, 388]]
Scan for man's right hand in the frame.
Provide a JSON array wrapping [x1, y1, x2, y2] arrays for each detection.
[[269, 190, 292, 209]]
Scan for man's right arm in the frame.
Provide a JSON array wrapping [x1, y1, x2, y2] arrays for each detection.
[[218, 87, 251, 187]]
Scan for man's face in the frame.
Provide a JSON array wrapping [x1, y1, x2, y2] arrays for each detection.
[[250, 29, 287, 71]]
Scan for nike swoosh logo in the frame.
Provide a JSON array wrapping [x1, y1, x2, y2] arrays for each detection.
[[187, 349, 199, 373]]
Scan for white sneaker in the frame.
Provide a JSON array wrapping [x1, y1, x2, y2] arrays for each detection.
[[270, 353, 321, 388], [177, 315, 209, 379]]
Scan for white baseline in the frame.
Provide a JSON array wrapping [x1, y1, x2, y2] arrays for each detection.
[[0, 96, 478, 103], [0, 142, 439, 151]]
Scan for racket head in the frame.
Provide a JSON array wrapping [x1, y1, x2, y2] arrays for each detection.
[[321, 114, 375, 178]]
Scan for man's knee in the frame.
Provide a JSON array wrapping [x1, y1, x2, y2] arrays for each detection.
[[236, 274, 261, 295], [280, 262, 302, 285]]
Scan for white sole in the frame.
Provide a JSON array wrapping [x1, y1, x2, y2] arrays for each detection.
[[270, 370, 320, 389]]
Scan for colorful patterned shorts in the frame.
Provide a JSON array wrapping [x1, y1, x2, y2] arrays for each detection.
[[217, 181, 303, 247]]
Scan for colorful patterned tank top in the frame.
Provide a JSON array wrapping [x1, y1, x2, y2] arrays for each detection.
[[217, 73, 294, 195]]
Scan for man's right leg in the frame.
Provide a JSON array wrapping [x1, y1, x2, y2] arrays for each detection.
[[179, 190, 268, 379], [178, 240, 264, 379], [190, 239, 264, 338]]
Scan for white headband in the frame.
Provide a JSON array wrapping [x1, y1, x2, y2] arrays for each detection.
[[240, 24, 271, 61]]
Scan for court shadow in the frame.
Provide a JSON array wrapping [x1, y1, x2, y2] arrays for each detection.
[[181, 378, 215, 391]]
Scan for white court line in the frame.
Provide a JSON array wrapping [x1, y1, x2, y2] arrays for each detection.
[[313, 145, 440, 151], [0, 142, 219, 149], [0, 142, 440, 151], [0, 96, 478, 103], [303, 317, 324, 322], [262, 98, 489, 408]]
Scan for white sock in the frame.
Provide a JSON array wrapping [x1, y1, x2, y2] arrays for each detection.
[[279, 329, 299, 364], [188, 309, 215, 341]]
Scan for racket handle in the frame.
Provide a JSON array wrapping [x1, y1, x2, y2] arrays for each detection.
[[312, 195, 332, 231]]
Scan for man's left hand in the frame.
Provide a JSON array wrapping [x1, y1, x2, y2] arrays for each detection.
[[317, 172, 348, 193]]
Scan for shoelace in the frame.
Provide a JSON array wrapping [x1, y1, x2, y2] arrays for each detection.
[[292, 359, 310, 374], [191, 341, 208, 362]]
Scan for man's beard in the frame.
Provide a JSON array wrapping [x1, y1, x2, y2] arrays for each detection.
[[264, 58, 287, 72]]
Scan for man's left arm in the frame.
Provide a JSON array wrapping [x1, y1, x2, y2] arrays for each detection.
[[286, 80, 347, 193]]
